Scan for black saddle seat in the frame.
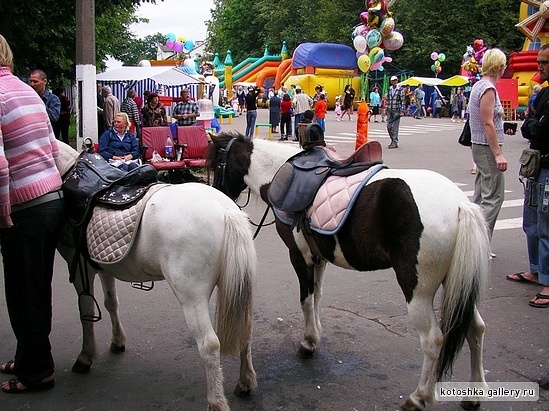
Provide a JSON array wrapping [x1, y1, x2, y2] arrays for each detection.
[[63, 152, 159, 227], [268, 142, 384, 213]]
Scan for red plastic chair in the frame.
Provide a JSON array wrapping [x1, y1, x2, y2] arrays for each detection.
[[140, 127, 187, 181], [177, 125, 210, 183]]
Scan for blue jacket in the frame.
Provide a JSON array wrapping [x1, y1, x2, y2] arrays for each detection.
[[99, 129, 140, 161]]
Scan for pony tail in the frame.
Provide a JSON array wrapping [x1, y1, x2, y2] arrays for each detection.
[[437, 201, 489, 380], [216, 209, 257, 355]]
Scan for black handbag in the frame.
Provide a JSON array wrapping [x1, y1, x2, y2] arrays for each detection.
[[458, 119, 471, 146]]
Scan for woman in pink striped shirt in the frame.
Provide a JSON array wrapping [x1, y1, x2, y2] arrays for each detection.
[[0, 35, 63, 394]]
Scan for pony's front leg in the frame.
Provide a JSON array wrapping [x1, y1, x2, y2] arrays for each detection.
[[71, 264, 99, 374], [98, 271, 127, 353], [402, 296, 443, 411], [291, 250, 323, 358], [460, 307, 486, 410], [312, 258, 326, 339], [276, 223, 323, 358]]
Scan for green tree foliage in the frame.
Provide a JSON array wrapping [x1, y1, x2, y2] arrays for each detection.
[[392, 0, 524, 76], [0, 0, 156, 86], [206, 0, 525, 77], [116, 33, 167, 66]]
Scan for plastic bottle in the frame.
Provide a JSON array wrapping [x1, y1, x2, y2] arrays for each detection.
[[165, 135, 174, 159]]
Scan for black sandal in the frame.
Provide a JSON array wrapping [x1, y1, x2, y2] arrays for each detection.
[[2, 377, 55, 394], [0, 360, 14, 375], [529, 293, 549, 308]]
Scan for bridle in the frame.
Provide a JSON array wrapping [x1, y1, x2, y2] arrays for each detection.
[[212, 137, 274, 239], [213, 137, 242, 197]]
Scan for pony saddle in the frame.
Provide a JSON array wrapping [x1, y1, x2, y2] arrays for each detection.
[[63, 151, 159, 226], [268, 141, 383, 213]]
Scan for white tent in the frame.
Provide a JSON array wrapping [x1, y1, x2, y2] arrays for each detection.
[[96, 66, 210, 103], [96, 66, 206, 86], [398, 76, 443, 86], [398, 75, 469, 87]]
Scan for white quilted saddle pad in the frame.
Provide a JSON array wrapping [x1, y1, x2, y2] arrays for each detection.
[[273, 164, 385, 234], [87, 184, 168, 264]]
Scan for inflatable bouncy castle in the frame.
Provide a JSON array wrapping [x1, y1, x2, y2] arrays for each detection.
[[284, 43, 361, 109], [509, 1, 549, 108]]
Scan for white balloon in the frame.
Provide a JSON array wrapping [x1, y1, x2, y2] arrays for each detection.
[[382, 31, 404, 51], [353, 35, 367, 53]]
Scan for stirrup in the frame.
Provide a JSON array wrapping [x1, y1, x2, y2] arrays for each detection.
[[131, 281, 154, 291], [78, 291, 102, 322]]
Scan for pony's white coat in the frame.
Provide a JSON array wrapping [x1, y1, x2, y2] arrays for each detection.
[[56, 142, 257, 411]]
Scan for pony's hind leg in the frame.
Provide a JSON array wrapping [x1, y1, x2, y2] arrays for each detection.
[[402, 294, 443, 411], [98, 271, 127, 354], [234, 340, 257, 397], [460, 307, 486, 410], [181, 299, 229, 411]]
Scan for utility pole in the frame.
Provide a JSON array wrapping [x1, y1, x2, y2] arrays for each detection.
[[75, 0, 98, 148]]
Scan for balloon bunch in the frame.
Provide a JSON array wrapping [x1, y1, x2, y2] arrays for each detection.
[[352, 0, 404, 73], [462, 39, 487, 83], [430, 51, 446, 76], [165, 33, 195, 55]]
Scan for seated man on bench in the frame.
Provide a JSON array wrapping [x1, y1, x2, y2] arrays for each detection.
[[99, 112, 140, 172]]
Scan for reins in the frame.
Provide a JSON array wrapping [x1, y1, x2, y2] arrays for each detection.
[[213, 137, 275, 239]]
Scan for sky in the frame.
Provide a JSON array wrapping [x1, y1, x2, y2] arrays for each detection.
[[131, 0, 213, 42], [107, 0, 214, 69]]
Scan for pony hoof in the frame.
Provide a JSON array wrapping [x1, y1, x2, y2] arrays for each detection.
[[110, 343, 126, 354], [234, 384, 252, 397], [401, 398, 425, 411], [460, 400, 481, 410], [72, 360, 91, 374], [297, 345, 315, 359]]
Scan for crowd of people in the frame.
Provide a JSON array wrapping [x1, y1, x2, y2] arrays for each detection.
[[237, 82, 355, 142]]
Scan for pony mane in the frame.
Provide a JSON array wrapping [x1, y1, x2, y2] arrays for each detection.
[[56, 141, 80, 176], [206, 131, 249, 161]]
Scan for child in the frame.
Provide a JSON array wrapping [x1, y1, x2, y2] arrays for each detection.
[[380, 93, 387, 122], [315, 93, 327, 132], [334, 95, 342, 120], [435, 97, 442, 118], [231, 97, 239, 117]]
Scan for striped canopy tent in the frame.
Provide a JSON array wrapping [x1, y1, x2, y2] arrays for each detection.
[[96, 67, 209, 103]]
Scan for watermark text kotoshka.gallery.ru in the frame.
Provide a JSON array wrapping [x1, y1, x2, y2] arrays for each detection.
[[435, 382, 539, 402]]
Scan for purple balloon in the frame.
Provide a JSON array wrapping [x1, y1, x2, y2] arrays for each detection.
[[173, 41, 183, 53], [166, 40, 174, 50]]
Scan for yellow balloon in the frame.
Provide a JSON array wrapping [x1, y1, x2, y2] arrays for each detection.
[[177, 37, 186, 43], [358, 55, 371, 73], [434, 60, 440, 68]]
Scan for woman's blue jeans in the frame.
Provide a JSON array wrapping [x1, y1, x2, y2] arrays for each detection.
[[523, 168, 549, 286], [245, 110, 257, 137]]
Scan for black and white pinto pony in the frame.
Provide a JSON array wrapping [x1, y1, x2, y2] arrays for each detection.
[[207, 133, 490, 410], [55, 142, 257, 411]]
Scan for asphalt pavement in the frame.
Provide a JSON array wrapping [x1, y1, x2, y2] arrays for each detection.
[[0, 110, 546, 410]]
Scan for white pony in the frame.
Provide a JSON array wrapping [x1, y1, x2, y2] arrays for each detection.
[[56, 142, 257, 411]]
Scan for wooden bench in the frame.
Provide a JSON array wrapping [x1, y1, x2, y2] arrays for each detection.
[[254, 123, 272, 140]]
